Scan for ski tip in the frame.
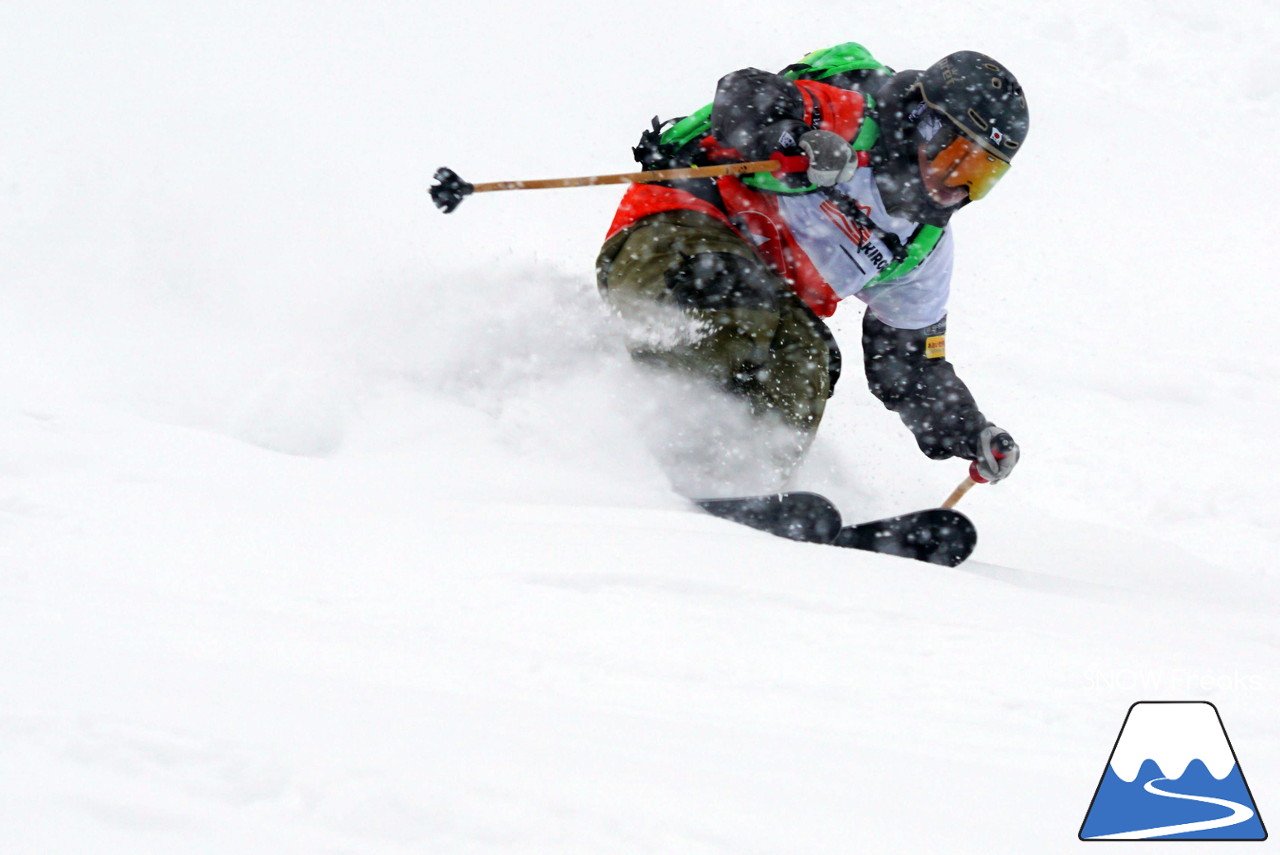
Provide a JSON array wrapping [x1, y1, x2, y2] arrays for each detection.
[[833, 507, 977, 567]]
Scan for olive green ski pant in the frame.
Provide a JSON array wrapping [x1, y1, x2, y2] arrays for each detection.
[[596, 208, 835, 446]]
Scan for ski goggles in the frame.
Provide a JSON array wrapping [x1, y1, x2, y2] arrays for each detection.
[[920, 123, 1011, 201]]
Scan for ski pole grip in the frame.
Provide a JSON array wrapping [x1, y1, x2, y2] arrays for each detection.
[[768, 152, 811, 175], [968, 448, 1007, 485]]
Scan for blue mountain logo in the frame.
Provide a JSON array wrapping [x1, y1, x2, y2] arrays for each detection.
[[1080, 702, 1267, 840]]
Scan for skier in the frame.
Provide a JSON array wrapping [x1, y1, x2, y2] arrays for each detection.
[[596, 44, 1026, 497]]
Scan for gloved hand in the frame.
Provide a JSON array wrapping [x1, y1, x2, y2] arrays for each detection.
[[970, 425, 1020, 483], [798, 130, 857, 187]]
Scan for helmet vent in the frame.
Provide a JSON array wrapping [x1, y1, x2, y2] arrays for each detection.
[[967, 109, 989, 131]]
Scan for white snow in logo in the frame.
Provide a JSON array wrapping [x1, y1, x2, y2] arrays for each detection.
[[1109, 702, 1237, 782]]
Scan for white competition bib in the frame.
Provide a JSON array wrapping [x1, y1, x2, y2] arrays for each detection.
[[775, 168, 954, 329]]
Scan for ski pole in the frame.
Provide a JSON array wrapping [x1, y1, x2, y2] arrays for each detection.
[[430, 155, 809, 213], [942, 471, 979, 509], [941, 448, 1008, 510]]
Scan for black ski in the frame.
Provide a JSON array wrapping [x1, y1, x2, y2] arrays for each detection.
[[694, 492, 977, 566], [832, 508, 976, 567], [696, 492, 842, 544]]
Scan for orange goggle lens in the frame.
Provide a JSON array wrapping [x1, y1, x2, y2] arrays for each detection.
[[925, 135, 1011, 201]]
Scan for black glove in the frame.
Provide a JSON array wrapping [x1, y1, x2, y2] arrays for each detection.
[[970, 425, 1019, 483], [710, 68, 811, 160]]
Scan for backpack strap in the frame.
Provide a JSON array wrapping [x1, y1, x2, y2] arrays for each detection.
[[656, 104, 715, 161], [872, 225, 946, 284]]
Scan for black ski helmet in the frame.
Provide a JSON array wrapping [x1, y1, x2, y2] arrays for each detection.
[[915, 51, 1028, 163]]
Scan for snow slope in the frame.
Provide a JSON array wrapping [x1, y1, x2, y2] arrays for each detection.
[[2, 1, 1277, 852]]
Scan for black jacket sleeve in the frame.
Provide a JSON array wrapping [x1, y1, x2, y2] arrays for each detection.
[[862, 313, 990, 460], [709, 68, 812, 161]]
